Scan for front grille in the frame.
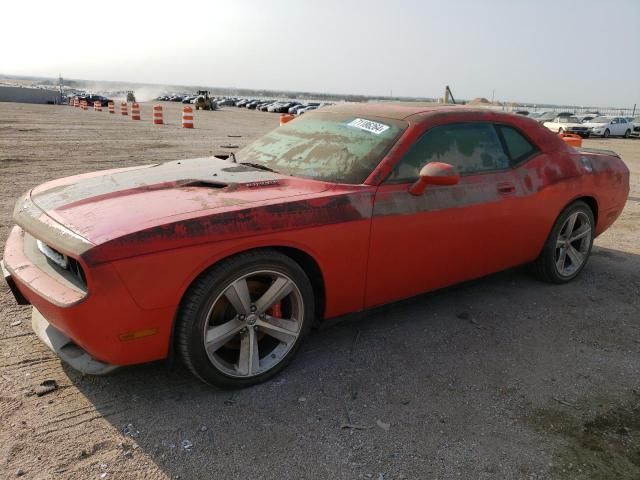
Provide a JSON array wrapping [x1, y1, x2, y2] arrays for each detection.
[[67, 257, 87, 286], [37, 240, 87, 289], [634, 126, 640, 132]]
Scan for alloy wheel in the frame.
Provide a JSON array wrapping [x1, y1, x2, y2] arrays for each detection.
[[202, 270, 304, 378], [554, 211, 592, 277]]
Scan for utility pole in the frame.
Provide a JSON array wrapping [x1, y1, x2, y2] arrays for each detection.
[[58, 74, 64, 104], [491, 88, 495, 103]]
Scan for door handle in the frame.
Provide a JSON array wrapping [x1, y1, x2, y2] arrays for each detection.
[[497, 183, 516, 195]]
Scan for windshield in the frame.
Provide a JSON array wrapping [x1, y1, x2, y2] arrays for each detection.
[[590, 116, 611, 123], [559, 117, 580, 123], [236, 112, 407, 183]]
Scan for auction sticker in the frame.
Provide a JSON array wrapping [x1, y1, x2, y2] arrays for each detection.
[[347, 118, 390, 135]]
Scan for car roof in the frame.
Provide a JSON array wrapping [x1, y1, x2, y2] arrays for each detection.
[[320, 102, 463, 120], [319, 102, 528, 122]]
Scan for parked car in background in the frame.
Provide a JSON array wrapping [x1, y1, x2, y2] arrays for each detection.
[[580, 115, 597, 123], [534, 112, 557, 124], [79, 95, 112, 107], [298, 105, 318, 115], [276, 102, 300, 113], [543, 116, 591, 137], [583, 116, 634, 138], [217, 98, 237, 107]]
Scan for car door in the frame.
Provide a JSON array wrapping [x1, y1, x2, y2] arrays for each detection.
[[617, 118, 629, 136], [365, 121, 540, 308], [610, 118, 621, 135]]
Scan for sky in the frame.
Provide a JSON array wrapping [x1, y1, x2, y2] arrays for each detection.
[[1, 0, 639, 106]]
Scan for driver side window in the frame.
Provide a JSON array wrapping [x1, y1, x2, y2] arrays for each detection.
[[387, 122, 510, 183]]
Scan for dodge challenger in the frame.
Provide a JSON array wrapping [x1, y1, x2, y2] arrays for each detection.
[[2, 104, 630, 388]]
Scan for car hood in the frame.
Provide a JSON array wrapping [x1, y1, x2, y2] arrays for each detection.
[[26, 157, 329, 246]]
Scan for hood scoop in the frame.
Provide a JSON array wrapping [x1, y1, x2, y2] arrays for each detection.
[[178, 180, 228, 189]]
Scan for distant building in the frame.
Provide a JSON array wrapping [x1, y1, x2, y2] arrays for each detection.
[[0, 86, 61, 104]]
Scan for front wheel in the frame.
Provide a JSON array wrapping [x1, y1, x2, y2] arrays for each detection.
[[176, 250, 314, 388], [532, 201, 594, 283], [624, 129, 631, 138]]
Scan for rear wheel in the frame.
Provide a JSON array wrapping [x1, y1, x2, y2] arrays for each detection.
[[176, 250, 314, 388], [603, 128, 610, 138], [624, 129, 631, 138], [532, 201, 594, 283]]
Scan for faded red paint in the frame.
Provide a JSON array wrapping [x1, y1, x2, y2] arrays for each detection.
[[2, 104, 630, 368]]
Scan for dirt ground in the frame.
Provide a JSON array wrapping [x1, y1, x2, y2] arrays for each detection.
[[0, 102, 638, 480]]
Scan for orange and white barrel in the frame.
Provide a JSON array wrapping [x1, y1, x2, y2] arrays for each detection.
[[131, 103, 141, 120], [182, 106, 194, 128], [108, 101, 115, 114], [280, 113, 294, 125], [120, 102, 128, 116], [73, 97, 79, 108], [81, 100, 88, 110], [559, 132, 582, 147], [153, 104, 163, 124], [94, 101, 102, 112]]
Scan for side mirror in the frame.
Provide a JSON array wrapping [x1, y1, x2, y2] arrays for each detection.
[[409, 162, 460, 196]]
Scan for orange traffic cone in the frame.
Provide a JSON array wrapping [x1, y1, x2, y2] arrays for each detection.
[[108, 101, 115, 114], [120, 102, 128, 116]]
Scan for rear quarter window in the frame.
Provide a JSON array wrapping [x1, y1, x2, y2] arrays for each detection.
[[495, 125, 538, 165]]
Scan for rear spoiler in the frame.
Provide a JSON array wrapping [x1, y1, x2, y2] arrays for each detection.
[[577, 147, 620, 158]]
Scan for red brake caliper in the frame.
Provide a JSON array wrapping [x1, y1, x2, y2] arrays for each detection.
[[268, 302, 282, 318]]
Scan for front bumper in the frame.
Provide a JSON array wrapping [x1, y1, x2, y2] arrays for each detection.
[[31, 307, 118, 375], [3, 225, 173, 368], [2, 260, 29, 305]]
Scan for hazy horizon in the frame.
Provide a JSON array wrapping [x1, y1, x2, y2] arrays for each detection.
[[2, 0, 639, 107]]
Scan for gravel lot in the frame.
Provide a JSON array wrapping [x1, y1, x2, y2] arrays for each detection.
[[0, 102, 638, 479]]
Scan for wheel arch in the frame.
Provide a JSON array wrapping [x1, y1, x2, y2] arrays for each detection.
[[167, 244, 327, 363], [535, 194, 599, 260], [572, 195, 598, 226]]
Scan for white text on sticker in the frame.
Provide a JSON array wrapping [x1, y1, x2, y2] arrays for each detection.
[[348, 118, 390, 135]]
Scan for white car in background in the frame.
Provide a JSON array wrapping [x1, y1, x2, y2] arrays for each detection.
[[543, 116, 591, 137], [583, 116, 634, 138]]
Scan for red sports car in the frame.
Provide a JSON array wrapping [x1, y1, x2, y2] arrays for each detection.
[[2, 104, 629, 387]]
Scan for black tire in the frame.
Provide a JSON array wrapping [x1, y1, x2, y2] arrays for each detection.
[[532, 201, 595, 284], [558, 127, 564, 134], [176, 250, 314, 388], [624, 129, 631, 138], [603, 128, 610, 138]]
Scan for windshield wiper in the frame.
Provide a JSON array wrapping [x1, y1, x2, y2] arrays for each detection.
[[239, 162, 279, 173]]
